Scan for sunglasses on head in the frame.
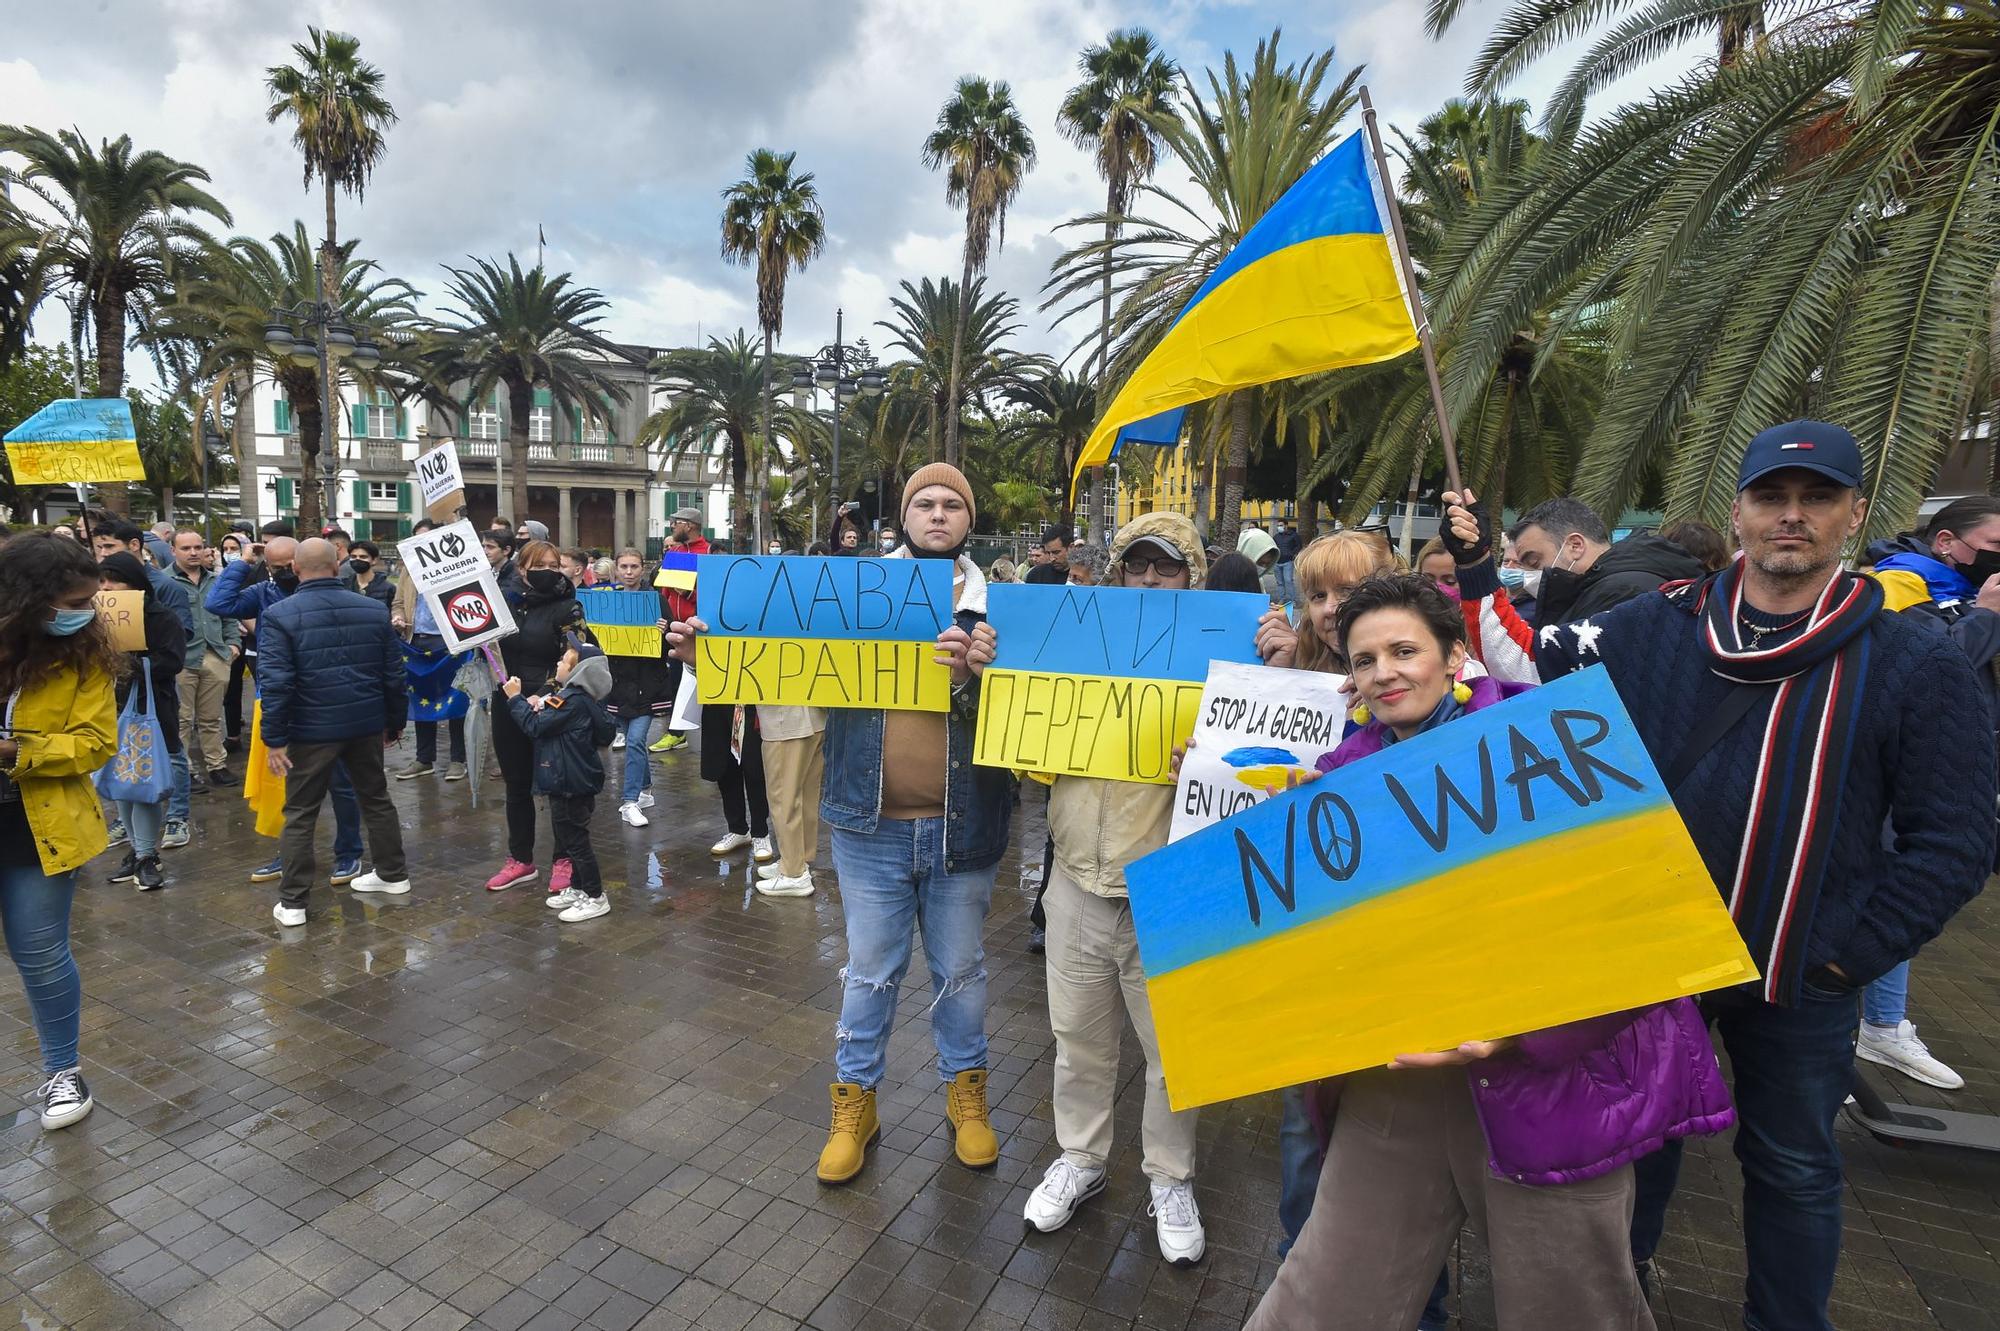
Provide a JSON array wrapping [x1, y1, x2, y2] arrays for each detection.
[[1121, 552, 1188, 578]]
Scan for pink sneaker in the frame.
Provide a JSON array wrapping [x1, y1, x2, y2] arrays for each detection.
[[485, 859, 538, 892], [550, 859, 573, 893]]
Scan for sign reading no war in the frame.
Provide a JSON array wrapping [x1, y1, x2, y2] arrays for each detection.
[[1124, 668, 1759, 1109], [397, 519, 516, 653], [972, 584, 1266, 783], [695, 555, 955, 710]]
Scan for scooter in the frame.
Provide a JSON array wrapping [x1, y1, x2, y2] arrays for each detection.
[[1844, 1065, 2000, 1152]]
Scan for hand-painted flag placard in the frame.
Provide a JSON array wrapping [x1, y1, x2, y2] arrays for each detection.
[[973, 584, 1266, 783], [695, 555, 954, 710], [576, 587, 661, 657], [4, 398, 146, 483], [1125, 667, 1758, 1109], [1170, 660, 1352, 841], [654, 550, 698, 592]]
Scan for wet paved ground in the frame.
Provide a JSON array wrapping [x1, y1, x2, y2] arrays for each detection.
[[4, 735, 2000, 1330]]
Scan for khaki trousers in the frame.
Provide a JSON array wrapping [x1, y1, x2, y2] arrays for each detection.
[[1043, 866, 1197, 1183], [761, 732, 824, 876], [178, 650, 231, 772], [1245, 1064, 1653, 1331]]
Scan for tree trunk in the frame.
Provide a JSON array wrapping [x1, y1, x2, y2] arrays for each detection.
[[1218, 392, 1253, 547], [727, 426, 750, 544], [232, 370, 259, 528], [1295, 434, 1320, 542], [759, 326, 774, 549], [1098, 184, 1117, 404], [160, 485, 175, 519], [943, 252, 974, 467], [507, 378, 533, 526], [295, 393, 324, 533], [90, 283, 132, 517], [322, 179, 340, 319]]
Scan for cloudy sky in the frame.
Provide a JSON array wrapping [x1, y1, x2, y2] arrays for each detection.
[[4, 0, 1689, 372]]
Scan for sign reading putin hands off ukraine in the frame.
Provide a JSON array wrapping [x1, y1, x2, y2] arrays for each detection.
[[695, 555, 955, 710]]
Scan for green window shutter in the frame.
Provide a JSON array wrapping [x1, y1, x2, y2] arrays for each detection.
[[533, 387, 552, 409], [571, 406, 582, 437], [274, 400, 291, 433], [277, 478, 295, 510], [398, 482, 412, 514], [396, 407, 408, 439], [350, 403, 367, 436], [352, 518, 371, 540], [353, 480, 368, 510], [462, 398, 475, 430], [397, 518, 412, 539]]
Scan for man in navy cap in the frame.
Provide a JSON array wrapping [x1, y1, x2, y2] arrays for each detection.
[[1510, 421, 1994, 1330]]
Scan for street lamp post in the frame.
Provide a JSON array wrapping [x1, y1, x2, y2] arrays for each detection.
[[790, 308, 885, 542], [261, 258, 380, 532]]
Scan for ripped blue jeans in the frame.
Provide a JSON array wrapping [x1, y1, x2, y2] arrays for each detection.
[[831, 817, 996, 1088]]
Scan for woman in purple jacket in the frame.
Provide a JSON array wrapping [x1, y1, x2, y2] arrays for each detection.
[[1244, 572, 1734, 1331]]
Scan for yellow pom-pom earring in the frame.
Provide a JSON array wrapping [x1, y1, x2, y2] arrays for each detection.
[[1351, 702, 1371, 725], [1452, 681, 1474, 704]]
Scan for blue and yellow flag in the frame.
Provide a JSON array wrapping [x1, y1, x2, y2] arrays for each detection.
[[1073, 129, 1420, 496]]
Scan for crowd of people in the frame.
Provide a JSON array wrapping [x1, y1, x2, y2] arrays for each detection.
[[0, 421, 1993, 1330]]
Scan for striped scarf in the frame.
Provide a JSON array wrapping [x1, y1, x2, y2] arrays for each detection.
[[1689, 559, 1881, 1004]]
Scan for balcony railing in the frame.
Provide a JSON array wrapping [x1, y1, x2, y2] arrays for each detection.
[[451, 436, 646, 470]]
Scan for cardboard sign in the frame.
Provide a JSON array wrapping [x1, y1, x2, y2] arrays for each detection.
[[655, 550, 697, 592], [414, 439, 466, 521], [93, 590, 146, 651], [1170, 661, 1353, 841], [398, 519, 516, 653], [973, 584, 1267, 783], [1124, 667, 1760, 1110], [577, 587, 662, 657], [695, 555, 954, 710], [3, 398, 145, 483]]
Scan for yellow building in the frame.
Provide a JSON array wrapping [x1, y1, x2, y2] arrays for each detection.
[[1108, 445, 1302, 531]]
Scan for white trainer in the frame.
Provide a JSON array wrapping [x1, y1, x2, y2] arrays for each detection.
[[757, 859, 806, 879], [611, 733, 626, 750], [272, 903, 306, 928], [1023, 1158, 1106, 1234], [710, 832, 751, 856], [751, 836, 776, 862], [636, 791, 656, 810], [558, 894, 611, 922], [619, 801, 649, 827], [545, 887, 584, 911], [349, 871, 411, 896], [1149, 1179, 1206, 1266], [1858, 1020, 1964, 1090], [756, 870, 815, 898]]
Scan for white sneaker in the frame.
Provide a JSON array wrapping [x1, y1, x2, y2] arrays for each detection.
[[545, 887, 584, 911], [751, 836, 776, 863], [1149, 1180, 1206, 1266], [1023, 1158, 1105, 1233], [559, 894, 611, 922], [619, 801, 649, 828], [757, 859, 802, 879], [1858, 1020, 1964, 1090], [36, 1068, 92, 1130], [636, 791, 656, 810], [611, 733, 626, 750], [756, 870, 815, 898], [349, 871, 411, 896], [710, 832, 751, 856], [273, 903, 306, 928]]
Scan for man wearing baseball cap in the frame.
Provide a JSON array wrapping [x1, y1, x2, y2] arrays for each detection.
[[1521, 421, 1995, 1330]]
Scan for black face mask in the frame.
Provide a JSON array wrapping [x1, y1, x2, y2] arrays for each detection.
[[1953, 547, 2000, 589], [525, 568, 568, 596], [1532, 566, 1584, 631]]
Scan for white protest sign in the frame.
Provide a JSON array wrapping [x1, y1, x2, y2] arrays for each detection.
[[1169, 660, 1353, 843], [414, 439, 466, 521], [398, 519, 516, 653]]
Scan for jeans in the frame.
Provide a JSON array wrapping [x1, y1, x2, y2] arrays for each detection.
[[830, 818, 996, 1087], [167, 747, 190, 822], [1275, 561, 1296, 605], [114, 799, 166, 858], [1862, 960, 1908, 1027], [0, 862, 81, 1074], [330, 760, 363, 861], [550, 794, 602, 897], [620, 714, 653, 804], [280, 736, 406, 909]]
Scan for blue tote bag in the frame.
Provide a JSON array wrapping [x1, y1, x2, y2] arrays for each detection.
[[95, 667, 172, 804]]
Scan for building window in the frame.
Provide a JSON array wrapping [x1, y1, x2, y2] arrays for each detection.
[[363, 389, 398, 439], [469, 393, 499, 440], [368, 481, 398, 504], [530, 404, 552, 443], [581, 411, 608, 446]]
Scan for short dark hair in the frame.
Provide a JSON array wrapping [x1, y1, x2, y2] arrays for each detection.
[[1333, 570, 1468, 656], [1509, 497, 1609, 548], [1040, 525, 1073, 548], [1921, 496, 2000, 545], [349, 540, 380, 559], [411, 518, 436, 534], [1205, 552, 1265, 595], [1660, 519, 1732, 572], [101, 520, 143, 545], [481, 530, 515, 553], [488, 517, 512, 531], [260, 520, 294, 538], [323, 527, 350, 542]]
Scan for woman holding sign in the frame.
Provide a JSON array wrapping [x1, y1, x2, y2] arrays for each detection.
[[484, 541, 588, 894], [0, 533, 121, 1130], [96, 554, 186, 891], [1243, 573, 1732, 1331]]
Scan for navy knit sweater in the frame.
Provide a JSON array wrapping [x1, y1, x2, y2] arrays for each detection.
[[1536, 590, 1994, 992]]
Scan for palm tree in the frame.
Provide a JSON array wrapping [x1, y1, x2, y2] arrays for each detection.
[[264, 27, 396, 307], [877, 275, 1046, 459], [0, 127, 230, 514], [438, 255, 628, 525], [153, 223, 426, 532], [921, 76, 1037, 467], [644, 332, 765, 542], [1000, 369, 1099, 498], [720, 148, 826, 543], [1046, 32, 1360, 545]]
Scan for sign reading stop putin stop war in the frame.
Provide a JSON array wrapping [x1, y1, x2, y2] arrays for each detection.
[[396, 519, 517, 653], [696, 555, 954, 710], [973, 584, 1267, 783], [1124, 667, 1759, 1110], [3, 398, 146, 483]]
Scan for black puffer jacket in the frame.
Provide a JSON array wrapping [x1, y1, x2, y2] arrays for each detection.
[[117, 605, 189, 756], [256, 579, 407, 747], [1534, 533, 1707, 628], [500, 578, 588, 692]]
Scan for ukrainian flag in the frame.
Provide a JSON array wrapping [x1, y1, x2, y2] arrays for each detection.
[[1073, 128, 1420, 496]]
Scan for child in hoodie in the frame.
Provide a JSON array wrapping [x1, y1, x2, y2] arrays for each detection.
[[503, 640, 617, 922]]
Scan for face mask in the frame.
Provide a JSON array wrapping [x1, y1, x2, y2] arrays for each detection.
[[222, 551, 241, 564], [767, 545, 781, 555], [45, 607, 97, 637], [351, 561, 372, 574], [880, 538, 896, 551], [272, 569, 299, 593], [1497, 565, 1526, 590], [1952, 547, 2000, 588], [525, 568, 568, 595], [1521, 568, 1543, 598]]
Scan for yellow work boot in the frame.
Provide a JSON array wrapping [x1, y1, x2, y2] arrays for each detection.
[[817, 1082, 878, 1184], [944, 1069, 999, 1169]]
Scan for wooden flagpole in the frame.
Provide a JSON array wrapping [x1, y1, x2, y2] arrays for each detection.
[[1360, 87, 1463, 497]]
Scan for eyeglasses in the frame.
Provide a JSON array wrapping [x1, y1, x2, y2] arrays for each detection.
[[1121, 553, 1188, 578]]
